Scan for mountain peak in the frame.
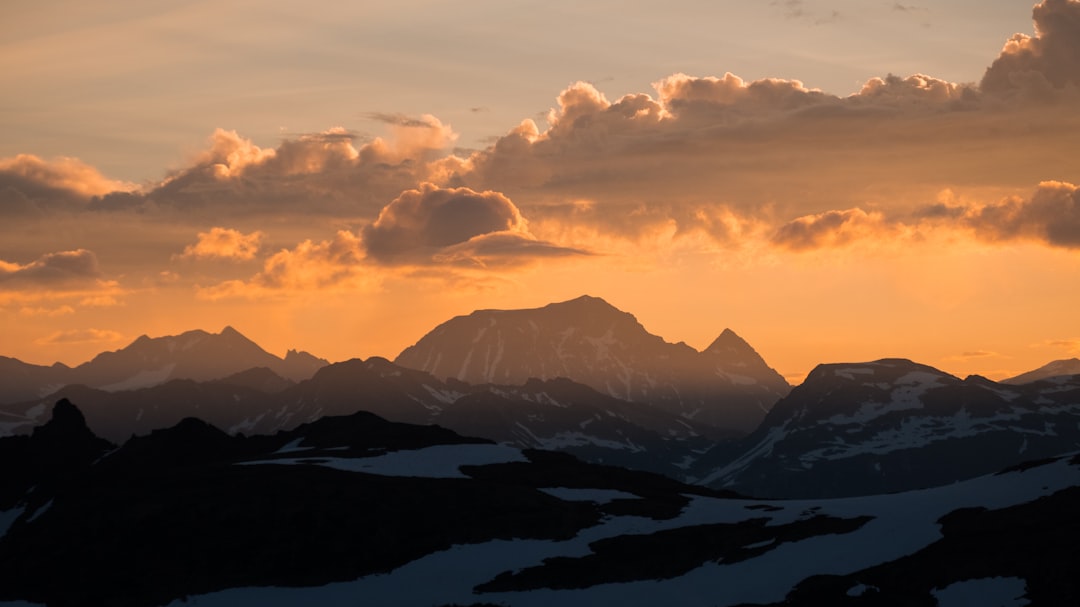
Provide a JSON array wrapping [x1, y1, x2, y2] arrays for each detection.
[[395, 297, 789, 431], [30, 398, 111, 450], [704, 328, 751, 354], [1003, 357, 1080, 385], [546, 294, 615, 310]]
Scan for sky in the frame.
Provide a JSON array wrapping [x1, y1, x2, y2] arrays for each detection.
[[2, 0, 1079, 383]]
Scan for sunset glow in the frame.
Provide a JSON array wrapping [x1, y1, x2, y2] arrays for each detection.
[[2, 0, 1079, 382]]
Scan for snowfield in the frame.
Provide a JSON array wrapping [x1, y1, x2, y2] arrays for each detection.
[[173, 453, 1080, 607]]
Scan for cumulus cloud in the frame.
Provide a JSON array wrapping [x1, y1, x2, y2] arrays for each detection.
[[362, 183, 585, 265], [0, 154, 136, 216], [770, 208, 898, 251], [35, 328, 124, 346], [89, 120, 458, 217], [197, 230, 368, 299], [0, 154, 134, 198], [0, 249, 104, 287], [982, 0, 1080, 94], [922, 181, 1080, 248], [180, 227, 264, 261]]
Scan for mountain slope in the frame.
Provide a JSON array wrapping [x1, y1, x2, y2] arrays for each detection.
[[395, 295, 789, 432], [1003, 357, 1080, 385], [694, 358, 1080, 498], [0, 358, 726, 480], [3, 400, 1077, 606]]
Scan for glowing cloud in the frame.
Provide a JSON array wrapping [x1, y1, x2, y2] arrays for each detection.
[[181, 227, 264, 261], [0, 154, 135, 198], [0, 249, 103, 287], [770, 209, 898, 251], [982, 0, 1080, 94], [921, 181, 1080, 248], [362, 183, 584, 265], [34, 328, 124, 346]]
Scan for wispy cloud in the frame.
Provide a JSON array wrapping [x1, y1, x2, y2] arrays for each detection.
[[35, 328, 124, 346]]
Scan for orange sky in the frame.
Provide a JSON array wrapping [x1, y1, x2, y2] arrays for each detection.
[[2, 1, 1080, 383]]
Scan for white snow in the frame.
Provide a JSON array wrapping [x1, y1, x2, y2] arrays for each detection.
[[834, 367, 875, 380], [801, 404, 1079, 462], [99, 364, 177, 391], [25, 500, 52, 524], [698, 422, 791, 486], [931, 577, 1029, 607], [539, 488, 640, 503], [273, 438, 309, 454], [823, 371, 943, 427], [185, 455, 1080, 607], [846, 583, 877, 597], [244, 444, 528, 479], [421, 384, 461, 405]]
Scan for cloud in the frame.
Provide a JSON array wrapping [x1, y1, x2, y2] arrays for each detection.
[[981, 0, 1080, 94], [946, 350, 1001, 361], [362, 183, 585, 265], [770, 208, 898, 251], [180, 227, 264, 261], [88, 121, 458, 217], [1043, 338, 1080, 352], [923, 181, 1080, 248], [433, 232, 591, 268], [0, 154, 136, 216], [197, 230, 368, 299], [0, 249, 103, 287], [34, 328, 124, 346], [0, 154, 134, 198], [19, 305, 75, 317]]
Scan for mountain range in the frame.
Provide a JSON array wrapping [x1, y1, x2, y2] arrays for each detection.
[[0, 399, 1076, 606], [0, 326, 327, 403], [1, 295, 1079, 605]]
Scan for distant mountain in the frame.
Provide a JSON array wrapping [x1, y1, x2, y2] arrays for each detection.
[[394, 295, 790, 432], [1003, 357, 1080, 385], [0, 358, 725, 480], [0, 327, 327, 404], [2, 400, 1077, 606], [694, 358, 1080, 498]]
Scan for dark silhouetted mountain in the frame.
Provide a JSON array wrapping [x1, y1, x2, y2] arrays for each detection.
[[1003, 357, 1080, 385], [395, 295, 789, 432], [1, 398, 1077, 607], [0, 401, 729, 607], [210, 366, 295, 393], [0, 357, 729, 481], [244, 358, 725, 480], [694, 358, 1080, 498], [0, 399, 114, 509], [0, 327, 328, 405]]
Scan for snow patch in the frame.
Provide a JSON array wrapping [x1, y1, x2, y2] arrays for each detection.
[[539, 488, 640, 503], [931, 577, 1029, 607], [273, 438, 308, 454], [172, 457, 1079, 607], [834, 367, 875, 380], [245, 444, 527, 479]]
